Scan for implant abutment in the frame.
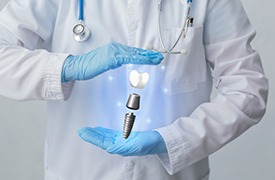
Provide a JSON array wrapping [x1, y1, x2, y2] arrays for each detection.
[[126, 93, 140, 110]]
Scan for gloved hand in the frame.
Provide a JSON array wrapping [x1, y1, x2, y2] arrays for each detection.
[[78, 127, 167, 156], [61, 42, 163, 82]]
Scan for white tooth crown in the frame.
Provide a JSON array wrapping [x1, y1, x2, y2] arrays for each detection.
[[129, 70, 149, 89]]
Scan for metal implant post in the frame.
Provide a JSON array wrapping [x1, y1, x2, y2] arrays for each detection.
[[123, 112, 136, 139], [123, 93, 140, 139]]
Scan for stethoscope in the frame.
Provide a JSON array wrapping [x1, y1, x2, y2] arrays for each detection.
[[152, 0, 193, 54], [73, 0, 91, 42], [72, 0, 193, 55]]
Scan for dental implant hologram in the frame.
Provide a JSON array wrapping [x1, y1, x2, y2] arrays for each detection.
[[123, 70, 149, 139], [123, 93, 140, 139]]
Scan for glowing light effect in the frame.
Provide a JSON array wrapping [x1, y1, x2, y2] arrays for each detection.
[[117, 101, 122, 107], [108, 76, 114, 81], [128, 64, 133, 68]]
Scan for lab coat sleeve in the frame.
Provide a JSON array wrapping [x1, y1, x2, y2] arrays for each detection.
[[0, 0, 73, 101], [156, 0, 268, 175]]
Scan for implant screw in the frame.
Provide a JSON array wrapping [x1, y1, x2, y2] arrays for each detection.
[[123, 112, 136, 139]]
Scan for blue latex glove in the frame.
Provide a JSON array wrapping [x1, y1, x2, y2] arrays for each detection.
[[78, 127, 167, 156], [62, 42, 163, 82]]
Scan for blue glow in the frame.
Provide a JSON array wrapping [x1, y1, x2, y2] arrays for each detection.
[[117, 101, 122, 107], [161, 65, 166, 70], [128, 64, 134, 68], [108, 76, 114, 81], [147, 118, 151, 124], [163, 88, 168, 93]]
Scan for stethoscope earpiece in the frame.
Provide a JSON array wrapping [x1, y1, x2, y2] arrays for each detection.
[[73, 21, 91, 42]]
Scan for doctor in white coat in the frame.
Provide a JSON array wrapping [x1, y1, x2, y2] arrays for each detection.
[[0, 0, 268, 180]]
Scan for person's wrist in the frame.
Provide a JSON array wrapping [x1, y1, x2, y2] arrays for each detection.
[[61, 55, 76, 83], [154, 131, 168, 154]]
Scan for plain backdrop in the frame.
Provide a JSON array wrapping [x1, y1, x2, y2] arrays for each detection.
[[0, 0, 274, 179]]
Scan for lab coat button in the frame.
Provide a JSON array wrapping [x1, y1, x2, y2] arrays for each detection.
[[129, 22, 138, 30]]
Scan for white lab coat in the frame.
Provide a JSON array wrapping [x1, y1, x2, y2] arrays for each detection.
[[0, 0, 268, 179]]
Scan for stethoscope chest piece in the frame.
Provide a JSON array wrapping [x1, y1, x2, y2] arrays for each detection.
[[73, 21, 91, 42]]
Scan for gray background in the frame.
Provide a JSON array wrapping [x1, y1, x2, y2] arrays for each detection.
[[0, 0, 274, 179]]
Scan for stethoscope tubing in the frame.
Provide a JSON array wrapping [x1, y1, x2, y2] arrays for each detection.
[[79, 0, 84, 21], [74, 0, 193, 47], [157, 0, 192, 53]]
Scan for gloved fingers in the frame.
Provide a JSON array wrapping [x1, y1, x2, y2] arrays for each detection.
[[123, 48, 163, 65], [129, 53, 163, 65], [78, 127, 115, 150], [62, 42, 164, 82], [78, 127, 168, 156], [107, 131, 167, 156], [105, 139, 140, 156], [107, 145, 141, 156], [129, 47, 162, 58], [105, 132, 143, 156], [112, 42, 163, 65], [92, 126, 119, 137]]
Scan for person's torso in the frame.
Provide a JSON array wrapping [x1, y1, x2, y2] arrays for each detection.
[[45, 0, 211, 179]]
